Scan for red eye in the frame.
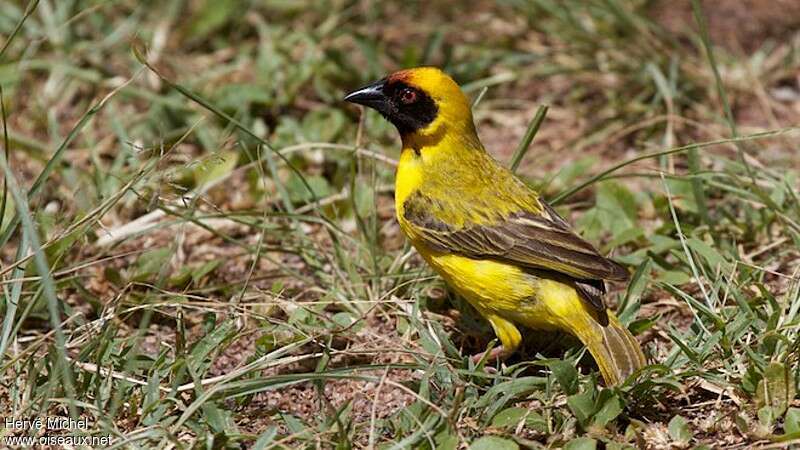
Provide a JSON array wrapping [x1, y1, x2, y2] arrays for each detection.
[[400, 88, 417, 104]]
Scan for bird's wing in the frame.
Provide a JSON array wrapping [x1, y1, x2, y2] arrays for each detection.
[[403, 193, 629, 284]]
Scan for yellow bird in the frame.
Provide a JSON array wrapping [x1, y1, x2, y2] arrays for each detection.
[[344, 67, 645, 385]]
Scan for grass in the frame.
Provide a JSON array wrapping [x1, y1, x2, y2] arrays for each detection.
[[1, 0, 800, 448]]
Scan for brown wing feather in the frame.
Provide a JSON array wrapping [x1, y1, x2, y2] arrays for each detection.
[[573, 278, 609, 321], [404, 194, 629, 282]]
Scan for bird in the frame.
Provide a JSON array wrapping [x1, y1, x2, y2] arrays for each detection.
[[344, 67, 645, 385]]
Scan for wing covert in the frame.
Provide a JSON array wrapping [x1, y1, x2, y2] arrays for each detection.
[[403, 193, 628, 282]]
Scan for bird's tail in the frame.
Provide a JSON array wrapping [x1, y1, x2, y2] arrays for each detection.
[[571, 311, 646, 386]]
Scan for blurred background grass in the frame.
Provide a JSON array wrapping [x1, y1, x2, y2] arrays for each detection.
[[1, 0, 800, 448]]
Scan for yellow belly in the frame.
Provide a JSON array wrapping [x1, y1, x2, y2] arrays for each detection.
[[417, 245, 589, 331], [423, 252, 534, 310]]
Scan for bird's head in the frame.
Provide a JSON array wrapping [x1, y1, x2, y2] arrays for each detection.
[[344, 67, 477, 146]]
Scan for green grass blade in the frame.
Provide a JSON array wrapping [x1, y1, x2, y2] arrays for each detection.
[[551, 127, 799, 204], [0, 86, 9, 236], [690, 0, 779, 212], [0, 0, 40, 61], [510, 105, 548, 174], [0, 81, 126, 248], [0, 139, 76, 417]]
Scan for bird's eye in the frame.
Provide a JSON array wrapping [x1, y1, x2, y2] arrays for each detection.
[[400, 88, 417, 104]]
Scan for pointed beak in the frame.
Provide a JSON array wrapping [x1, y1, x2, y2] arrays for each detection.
[[344, 79, 388, 111]]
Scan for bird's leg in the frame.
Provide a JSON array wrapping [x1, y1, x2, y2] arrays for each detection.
[[470, 313, 521, 365], [470, 345, 512, 364]]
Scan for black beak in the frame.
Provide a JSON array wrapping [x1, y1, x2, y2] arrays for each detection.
[[344, 79, 389, 113]]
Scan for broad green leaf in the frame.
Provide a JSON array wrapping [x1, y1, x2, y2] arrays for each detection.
[[668, 415, 692, 444], [741, 365, 761, 395], [354, 183, 376, 218], [470, 436, 518, 450], [758, 406, 775, 429], [619, 258, 652, 319], [252, 427, 278, 450], [564, 437, 597, 450], [785, 408, 800, 435], [600, 182, 638, 222], [687, 237, 730, 272], [433, 427, 458, 450], [490, 407, 546, 433], [214, 83, 273, 111], [548, 359, 579, 395], [185, 0, 242, 40], [491, 407, 527, 429], [734, 413, 750, 435], [593, 392, 624, 427], [280, 413, 307, 435], [628, 316, 658, 335], [577, 181, 638, 241], [194, 150, 239, 188], [299, 109, 348, 142], [657, 270, 691, 285], [665, 178, 698, 213], [331, 312, 362, 332], [525, 411, 547, 433], [191, 260, 221, 284], [755, 362, 795, 417], [133, 248, 172, 281], [554, 157, 599, 190], [607, 226, 645, 249], [575, 207, 603, 241], [188, 318, 236, 376], [567, 390, 595, 426], [104, 266, 123, 287], [286, 174, 331, 204], [255, 333, 279, 354], [202, 402, 236, 433]]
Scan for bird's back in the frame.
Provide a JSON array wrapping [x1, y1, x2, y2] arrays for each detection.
[[396, 140, 542, 236]]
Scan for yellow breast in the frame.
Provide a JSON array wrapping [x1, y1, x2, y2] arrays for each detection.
[[394, 148, 424, 239]]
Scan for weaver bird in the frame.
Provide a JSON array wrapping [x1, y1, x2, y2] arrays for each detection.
[[344, 67, 645, 385]]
